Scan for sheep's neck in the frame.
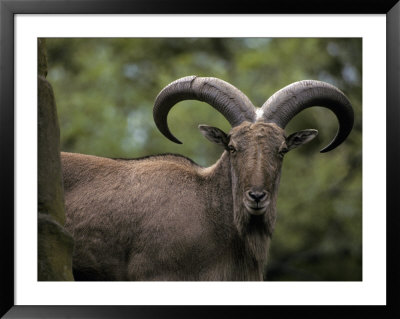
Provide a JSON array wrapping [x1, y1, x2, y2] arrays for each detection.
[[203, 151, 271, 280]]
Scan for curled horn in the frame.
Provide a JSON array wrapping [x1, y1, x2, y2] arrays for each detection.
[[260, 80, 354, 152], [153, 76, 256, 144]]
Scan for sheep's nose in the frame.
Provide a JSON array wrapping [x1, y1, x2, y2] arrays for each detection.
[[247, 190, 267, 203]]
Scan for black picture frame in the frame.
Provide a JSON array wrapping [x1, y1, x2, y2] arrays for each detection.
[[1, 1, 399, 318]]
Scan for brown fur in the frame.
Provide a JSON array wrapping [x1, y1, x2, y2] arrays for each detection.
[[62, 122, 297, 281]]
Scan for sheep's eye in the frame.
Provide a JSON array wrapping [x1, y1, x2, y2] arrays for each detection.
[[228, 145, 236, 154]]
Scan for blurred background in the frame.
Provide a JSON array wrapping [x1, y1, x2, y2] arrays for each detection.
[[46, 38, 362, 281]]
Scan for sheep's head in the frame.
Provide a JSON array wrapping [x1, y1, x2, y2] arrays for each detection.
[[153, 76, 353, 235]]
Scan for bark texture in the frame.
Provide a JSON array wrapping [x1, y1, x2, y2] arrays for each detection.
[[38, 38, 74, 281]]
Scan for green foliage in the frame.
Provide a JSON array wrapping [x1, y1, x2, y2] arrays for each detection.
[[46, 38, 362, 281]]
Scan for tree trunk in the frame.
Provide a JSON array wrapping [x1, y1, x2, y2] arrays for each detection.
[[37, 38, 74, 281]]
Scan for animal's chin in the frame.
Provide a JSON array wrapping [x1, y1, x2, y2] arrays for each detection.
[[243, 201, 268, 216]]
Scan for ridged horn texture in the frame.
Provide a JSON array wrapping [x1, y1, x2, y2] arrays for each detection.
[[260, 80, 354, 153], [153, 75, 256, 144]]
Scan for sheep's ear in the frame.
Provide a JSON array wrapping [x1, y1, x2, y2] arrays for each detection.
[[286, 129, 318, 151], [198, 125, 229, 148]]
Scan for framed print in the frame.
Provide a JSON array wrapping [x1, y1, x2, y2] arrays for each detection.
[[1, 0, 399, 318]]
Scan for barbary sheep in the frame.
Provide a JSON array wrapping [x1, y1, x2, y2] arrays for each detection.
[[61, 76, 353, 281]]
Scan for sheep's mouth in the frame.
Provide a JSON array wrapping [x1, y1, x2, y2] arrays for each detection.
[[243, 201, 268, 215]]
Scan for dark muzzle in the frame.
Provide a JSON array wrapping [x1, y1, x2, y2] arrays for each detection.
[[246, 190, 267, 203], [244, 189, 270, 215]]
